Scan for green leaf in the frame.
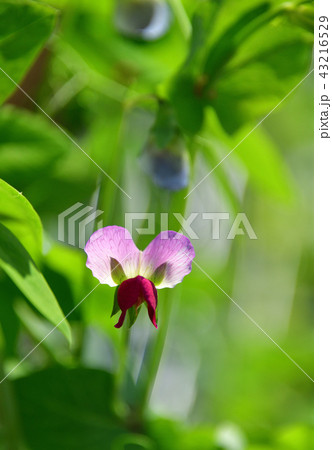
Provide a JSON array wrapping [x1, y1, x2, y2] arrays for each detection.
[[211, 23, 313, 134], [13, 367, 125, 450], [204, 111, 295, 202], [169, 74, 205, 134], [60, 1, 186, 89], [284, 3, 314, 33], [0, 106, 69, 189], [150, 102, 178, 149], [151, 262, 167, 287], [195, 136, 241, 213], [0, 277, 20, 357], [128, 305, 140, 328], [0, 223, 71, 343], [147, 418, 218, 450], [235, 127, 295, 202], [275, 424, 314, 450], [0, 178, 42, 261], [184, 0, 221, 70], [203, 2, 271, 82], [111, 286, 120, 317], [110, 258, 127, 285], [0, 0, 57, 104], [212, 64, 282, 135]]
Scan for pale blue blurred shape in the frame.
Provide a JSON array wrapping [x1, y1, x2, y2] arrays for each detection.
[[114, 0, 171, 41], [140, 138, 190, 191]]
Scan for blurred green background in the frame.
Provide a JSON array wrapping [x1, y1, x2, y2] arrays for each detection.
[[0, 0, 313, 449]]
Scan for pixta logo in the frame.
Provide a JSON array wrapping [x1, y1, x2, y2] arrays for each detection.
[[58, 205, 257, 248], [58, 203, 104, 249], [124, 212, 257, 240]]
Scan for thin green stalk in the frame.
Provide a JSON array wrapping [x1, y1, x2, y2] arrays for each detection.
[[113, 325, 131, 417], [131, 137, 196, 420], [168, 0, 192, 40], [98, 104, 127, 226], [134, 289, 173, 420]]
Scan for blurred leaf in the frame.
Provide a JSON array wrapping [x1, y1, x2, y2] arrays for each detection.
[[274, 424, 313, 450], [284, 3, 314, 33], [43, 263, 80, 322], [211, 64, 282, 135], [44, 244, 86, 300], [150, 101, 178, 149], [0, 178, 42, 261], [169, 73, 205, 134], [203, 109, 295, 202], [111, 286, 120, 317], [110, 433, 154, 450], [61, 2, 186, 90], [170, 1, 313, 135], [210, 13, 313, 134], [0, 107, 69, 190], [0, 223, 71, 343], [85, 100, 127, 226], [203, 2, 271, 81], [0, 0, 57, 103], [0, 277, 20, 357], [13, 300, 71, 363], [184, 0, 221, 70], [147, 418, 218, 450], [14, 367, 125, 450], [196, 137, 241, 212], [238, 129, 294, 202], [233, 127, 295, 202]]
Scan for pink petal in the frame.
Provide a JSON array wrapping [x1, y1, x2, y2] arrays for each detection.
[[84, 226, 140, 286], [140, 231, 195, 288]]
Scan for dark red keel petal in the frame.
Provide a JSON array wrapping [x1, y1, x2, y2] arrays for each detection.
[[114, 276, 158, 328], [116, 276, 142, 311], [140, 278, 158, 328], [115, 277, 141, 328], [114, 311, 126, 328]]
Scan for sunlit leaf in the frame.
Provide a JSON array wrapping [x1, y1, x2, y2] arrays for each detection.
[[0, 178, 42, 261], [0, 223, 71, 343], [0, 0, 57, 103]]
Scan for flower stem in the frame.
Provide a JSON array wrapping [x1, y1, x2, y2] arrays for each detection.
[[168, 0, 192, 40], [114, 325, 131, 417], [134, 289, 173, 420], [131, 137, 196, 421]]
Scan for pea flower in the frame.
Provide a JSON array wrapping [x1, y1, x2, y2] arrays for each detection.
[[84, 226, 195, 328]]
